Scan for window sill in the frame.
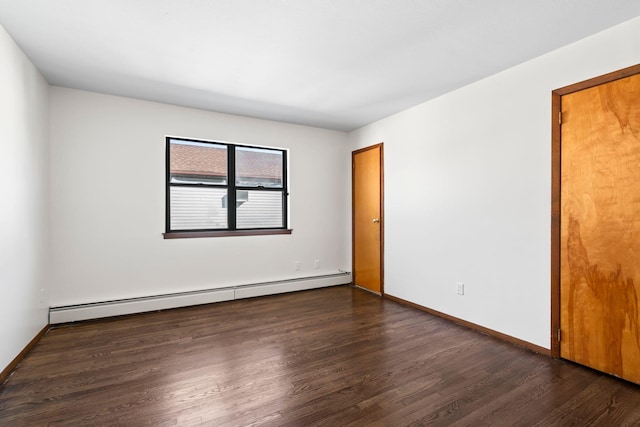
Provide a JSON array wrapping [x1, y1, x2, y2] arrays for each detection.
[[163, 229, 293, 239]]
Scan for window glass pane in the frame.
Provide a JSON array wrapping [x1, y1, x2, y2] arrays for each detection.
[[235, 147, 283, 188], [170, 186, 227, 230], [170, 140, 227, 185], [236, 190, 283, 229]]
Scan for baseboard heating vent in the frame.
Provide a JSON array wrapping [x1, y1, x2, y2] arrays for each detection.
[[49, 272, 351, 324]]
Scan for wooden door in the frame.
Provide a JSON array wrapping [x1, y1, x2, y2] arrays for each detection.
[[559, 71, 640, 383], [353, 144, 383, 294]]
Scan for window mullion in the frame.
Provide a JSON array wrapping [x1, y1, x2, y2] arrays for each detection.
[[228, 146, 237, 230]]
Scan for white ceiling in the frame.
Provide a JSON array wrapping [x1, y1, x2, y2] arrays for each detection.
[[1, 1, 639, 131]]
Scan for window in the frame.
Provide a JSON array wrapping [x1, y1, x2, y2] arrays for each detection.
[[165, 137, 290, 238]]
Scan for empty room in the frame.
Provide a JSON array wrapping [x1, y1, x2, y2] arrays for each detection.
[[1, 1, 640, 425]]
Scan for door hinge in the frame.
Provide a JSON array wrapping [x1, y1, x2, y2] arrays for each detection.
[[557, 328, 562, 342], [558, 111, 563, 125]]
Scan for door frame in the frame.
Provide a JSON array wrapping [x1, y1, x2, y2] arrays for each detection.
[[550, 63, 640, 358], [352, 143, 385, 295]]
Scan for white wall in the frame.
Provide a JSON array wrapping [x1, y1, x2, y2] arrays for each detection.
[[349, 17, 640, 349], [49, 88, 350, 306], [0, 25, 50, 370]]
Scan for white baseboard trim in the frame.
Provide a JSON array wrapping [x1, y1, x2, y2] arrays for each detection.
[[49, 272, 352, 324]]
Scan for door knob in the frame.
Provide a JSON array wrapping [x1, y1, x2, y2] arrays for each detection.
[[372, 218, 380, 223]]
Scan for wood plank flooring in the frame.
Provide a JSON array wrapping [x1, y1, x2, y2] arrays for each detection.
[[1, 285, 640, 426]]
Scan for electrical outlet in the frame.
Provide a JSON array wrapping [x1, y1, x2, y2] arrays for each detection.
[[295, 261, 301, 271], [314, 259, 320, 269], [456, 282, 464, 295]]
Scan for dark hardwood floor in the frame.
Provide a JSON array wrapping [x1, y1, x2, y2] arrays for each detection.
[[1, 285, 640, 426]]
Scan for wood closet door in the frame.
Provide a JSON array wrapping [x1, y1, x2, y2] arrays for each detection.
[[560, 73, 640, 383], [352, 144, 383, 294]]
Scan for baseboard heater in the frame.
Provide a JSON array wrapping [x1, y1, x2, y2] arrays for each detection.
[[49, 272, 351, 324]]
